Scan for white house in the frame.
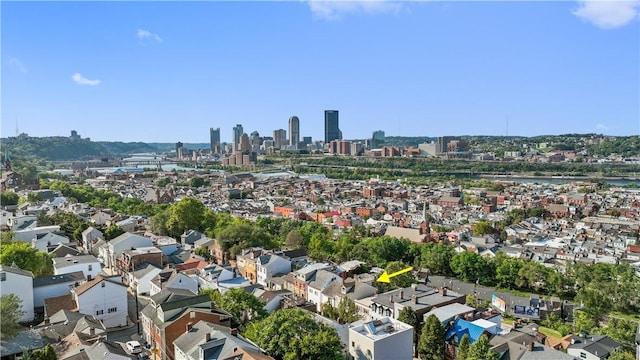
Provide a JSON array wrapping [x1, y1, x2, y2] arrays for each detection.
[[307, 269, 341, 312], [149, 271, 198, 296], [129, 263, 163, 295], [72, 275, 128, 328], [33, 271, 85, 308], [90, 211, 112, 226], [349, 317, 413, 360], [0, 265, 35, 322], [195, 265, 252, 294], [566, 334, 622, 360], [32, 232, 70, 252], [7, 215, 38, 231], [102, 232, 153, 268], [256, 254, 291, 287], [252, 288, 291, 313], [13, 226, 61, 242], [53, 255, 102, 280], [81, 226, 103, 253]]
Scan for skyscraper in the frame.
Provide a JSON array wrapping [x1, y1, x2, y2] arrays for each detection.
[[324, 110, 342, 143], [210, 127, 221, 153], [232, 124, 243, 152], [273, 129, 287, 149], [239, 133, 251, 152], [289, 116, 300, 148], [371, 130, 385, 149]]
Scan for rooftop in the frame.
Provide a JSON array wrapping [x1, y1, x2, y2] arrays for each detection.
[[350, 317, 413, 340]]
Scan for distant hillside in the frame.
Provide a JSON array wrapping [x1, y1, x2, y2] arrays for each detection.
[[1, 135, 158, 161]]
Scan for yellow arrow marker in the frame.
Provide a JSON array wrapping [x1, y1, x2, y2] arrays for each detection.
[[377, 267, 413, 283]]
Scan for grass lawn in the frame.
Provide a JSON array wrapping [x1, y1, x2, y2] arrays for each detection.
[[538, 326, 562, 338]]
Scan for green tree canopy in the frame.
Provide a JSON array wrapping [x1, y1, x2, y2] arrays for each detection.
[[457, 334, 470, 360], [468, 334, 498, 360], [1, 294, 25, 338], [0, 191, 19, 206], [217, 288, 267, 328], [418, 314, 445, 360], [165, 197, 207, 237], [31, 344, 57, 360], [244, 308, 343, 360], [0, 242, 52, 276]]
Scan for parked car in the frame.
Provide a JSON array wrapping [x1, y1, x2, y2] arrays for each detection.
[[126, 341, 143, 354]]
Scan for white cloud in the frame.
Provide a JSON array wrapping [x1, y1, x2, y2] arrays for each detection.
[[72, 73, 101, 86], [136, 28, 163, 43], [307, 0, 407, 20], [9, 58, 28, 73], [573, 0, 640, 29]]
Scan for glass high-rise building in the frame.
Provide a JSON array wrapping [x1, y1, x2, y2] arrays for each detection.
[[324, 110, 342, 143], [210, 127, 221, 153], [232, 124, 243, 152], [289, 116, 300, 148], [371, 130, 385, 149]]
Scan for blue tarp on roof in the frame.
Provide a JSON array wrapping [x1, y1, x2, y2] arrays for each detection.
[[445, 318, 486, 343]]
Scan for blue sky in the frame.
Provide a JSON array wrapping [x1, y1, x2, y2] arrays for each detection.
[[2, 1, 639, 143]]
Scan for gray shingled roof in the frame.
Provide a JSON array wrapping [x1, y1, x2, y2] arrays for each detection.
[[33, 271, 85, 288]]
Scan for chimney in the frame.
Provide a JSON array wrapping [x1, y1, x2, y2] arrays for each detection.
[[439, 287, 447, 296], [390, 295, 394, 303], [411, 295, 417, 304], [205, 333, 211, 342], [186, 323, 193, 333], [399, 291, 404, 300], [527, 342, 534, 351], [44, 318, 50, 325]]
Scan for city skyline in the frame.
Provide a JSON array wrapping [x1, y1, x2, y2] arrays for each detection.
[[2, 1, 639, 142]]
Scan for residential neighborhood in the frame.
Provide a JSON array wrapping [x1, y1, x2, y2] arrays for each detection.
[[1, 166, 640, 360]]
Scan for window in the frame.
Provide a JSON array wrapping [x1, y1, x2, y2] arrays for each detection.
[[101, 282, 105, 287], [0, 272, 5, 281], [96, 310, 104, 315], [351, 341, 355, 348], [580, 353, 587, 359], [88, 264, 92, 271], [108, 307, 117, 313]]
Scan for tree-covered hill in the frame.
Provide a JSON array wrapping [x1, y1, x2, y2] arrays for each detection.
[[0, 135, 158, 161]]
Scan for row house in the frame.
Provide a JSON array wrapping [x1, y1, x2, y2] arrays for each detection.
[[33, 271, 85, 311], [149, 268, 199, 296], [52, 255, 102, 281], [293, 263, 332, 299], [307, 269, 342, 312], [256, 254, 291, 287], [116, 246, 165, 276], [99, 232, 153, 269], [0, 265, 35, 322], [140, 288, 232, 360], [367, 284, 466, 321], [71, 275, 128, 328]]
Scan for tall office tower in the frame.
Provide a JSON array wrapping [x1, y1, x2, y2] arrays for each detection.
[[250, 131, 261, 152], [175, 142, 184, 159], [232, 124, 244, 152], [324, 110, 342, 143], [371, 130, 385, 149], [273, 129, 287, 149], [289, 116, 300, 148], [239, 133, 252, 152], [210, 128, 221, 153]]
